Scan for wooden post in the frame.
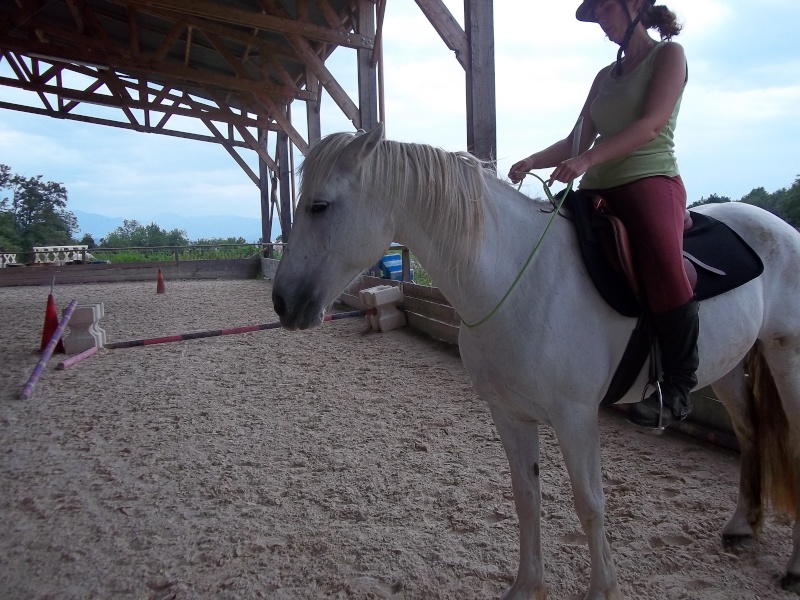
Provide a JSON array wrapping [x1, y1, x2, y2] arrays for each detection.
[[356, 0, 379, 131], [306, 72, 322, 145], [464, 0, 497, 170], [258, 128, 273, 257], [277, 129, 292, 242]]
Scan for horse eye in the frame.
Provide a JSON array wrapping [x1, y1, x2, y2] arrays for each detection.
[[309, 201, 329, 214]]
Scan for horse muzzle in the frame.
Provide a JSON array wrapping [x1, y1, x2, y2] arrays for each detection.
[[272, 285, 326, 331]]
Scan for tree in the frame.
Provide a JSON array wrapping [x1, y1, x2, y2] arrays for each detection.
[[0, 165, 78, 252], [194, 236, 247, 245], [78, 233, 97, 249], [688, 193, 731, 208], [100, 219, 189, 247], [779, 176, 800, 228], [739, 183, 791, 224]]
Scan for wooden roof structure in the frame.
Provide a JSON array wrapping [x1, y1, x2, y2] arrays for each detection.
[[0, 0, 496, 243]]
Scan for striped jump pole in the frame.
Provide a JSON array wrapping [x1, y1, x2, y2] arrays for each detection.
[[19, 298, 79, 400], [105, 308, 375, 350], [57, 346, 99, 370]]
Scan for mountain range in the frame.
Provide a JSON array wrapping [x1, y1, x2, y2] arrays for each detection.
[[73, 210, 279, 243]]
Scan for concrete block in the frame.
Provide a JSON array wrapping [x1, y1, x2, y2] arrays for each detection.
[[359, 285, 406, 333]]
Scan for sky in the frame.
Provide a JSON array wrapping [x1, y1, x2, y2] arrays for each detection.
[[1, 0, 799, 241]]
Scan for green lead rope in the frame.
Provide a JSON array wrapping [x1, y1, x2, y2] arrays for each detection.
[[461, 175, 573, 329]]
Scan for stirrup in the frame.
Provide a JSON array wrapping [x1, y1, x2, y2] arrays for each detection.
[[641, 380, 666, 434]]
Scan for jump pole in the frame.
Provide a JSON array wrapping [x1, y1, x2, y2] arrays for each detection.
[[19, 298, 79, 400], [105, 309, 375, 350], [57, 346, 99, 370]]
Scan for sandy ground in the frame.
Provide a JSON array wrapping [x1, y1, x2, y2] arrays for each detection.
[[0, 279, 796, 600]]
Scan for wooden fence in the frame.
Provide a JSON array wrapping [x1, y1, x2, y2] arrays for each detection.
[[0, 258, 261, 287]]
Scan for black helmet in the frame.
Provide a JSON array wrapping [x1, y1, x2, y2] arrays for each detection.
[[576, 0, 656, 23]]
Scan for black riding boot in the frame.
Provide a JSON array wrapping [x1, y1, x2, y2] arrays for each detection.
[[627, 299, 700, 429]]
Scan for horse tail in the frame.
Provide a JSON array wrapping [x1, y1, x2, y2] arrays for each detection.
[[747, 345, 797, 518]]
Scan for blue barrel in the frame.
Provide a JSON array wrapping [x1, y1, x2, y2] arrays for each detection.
[[378, 254, 411, 281]]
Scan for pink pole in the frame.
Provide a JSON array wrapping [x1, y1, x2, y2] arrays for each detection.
[[19, 298, 79, 400], [57, 346, 99, 370]]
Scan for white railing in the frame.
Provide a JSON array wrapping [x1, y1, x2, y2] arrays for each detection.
[[32, 245, 89, 264], [1, 253, 18, 268]]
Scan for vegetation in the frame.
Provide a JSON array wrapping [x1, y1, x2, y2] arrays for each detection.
[[90, 223, 259, 262], [0, 164, 78, 260], [99, 219, 190, 248], [689, 176, 800, 227], [0, 165, 263, 264]]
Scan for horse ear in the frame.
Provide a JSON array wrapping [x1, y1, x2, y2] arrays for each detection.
[[339, 123, 384, 170]]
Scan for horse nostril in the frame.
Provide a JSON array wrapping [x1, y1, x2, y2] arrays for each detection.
[[273, 293, 286, 316]]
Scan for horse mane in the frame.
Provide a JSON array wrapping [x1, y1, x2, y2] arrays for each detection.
[[299, 131, 488, 265]]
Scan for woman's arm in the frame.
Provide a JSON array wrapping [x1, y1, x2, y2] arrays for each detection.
[[548, 42, 687, 184], [507, 70, 603, 184]]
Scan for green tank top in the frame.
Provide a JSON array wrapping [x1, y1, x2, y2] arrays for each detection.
[[580, 41, 686, 190]]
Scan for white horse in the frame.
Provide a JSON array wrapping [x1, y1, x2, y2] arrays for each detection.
[[272, 124, 800, 600]]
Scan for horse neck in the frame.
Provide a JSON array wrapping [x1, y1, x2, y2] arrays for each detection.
[[394, 177, 563, 325]]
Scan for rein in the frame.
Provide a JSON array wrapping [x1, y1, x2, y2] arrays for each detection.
[[461, 177, 573, 329]]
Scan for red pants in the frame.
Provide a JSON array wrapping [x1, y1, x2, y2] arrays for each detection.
[[583, 175, 693, 313]]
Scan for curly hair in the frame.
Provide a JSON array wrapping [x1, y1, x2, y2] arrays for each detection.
[[642, 4, 683, 39]]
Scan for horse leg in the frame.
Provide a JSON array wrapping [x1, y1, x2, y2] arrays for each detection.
[[710, 361, 763, 549], [489, 406, 547, 600], [551, 409, 621, 600], [755, 339, 800, 593]]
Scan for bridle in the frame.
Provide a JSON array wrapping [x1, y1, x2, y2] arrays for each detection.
[[461, 118, 584, 329]]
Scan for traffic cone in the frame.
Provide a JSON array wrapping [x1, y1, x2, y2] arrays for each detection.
[[40, 293, 65, 353], [156, 268, 166, 294]]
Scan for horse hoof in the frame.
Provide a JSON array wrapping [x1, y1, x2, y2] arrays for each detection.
[[721, 533, 753, 550], [781, 572, 800, 594]]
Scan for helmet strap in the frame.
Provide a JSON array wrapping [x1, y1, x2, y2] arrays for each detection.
[[615, 0, 645, 75]]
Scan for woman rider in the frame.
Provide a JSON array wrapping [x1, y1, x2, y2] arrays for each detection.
[[508, 0, 698, 429]]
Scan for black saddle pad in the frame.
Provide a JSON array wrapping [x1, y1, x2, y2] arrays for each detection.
[[566, 190, 764, 318]]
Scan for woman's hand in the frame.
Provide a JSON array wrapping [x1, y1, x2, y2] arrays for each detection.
[[547, 154, 592, 186], [508, 157, 534, 184]]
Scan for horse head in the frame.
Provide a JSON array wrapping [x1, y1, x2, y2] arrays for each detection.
[[272, 124, 392, 329]]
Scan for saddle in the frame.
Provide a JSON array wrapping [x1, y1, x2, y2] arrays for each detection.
[[564, 190, 764, 405]]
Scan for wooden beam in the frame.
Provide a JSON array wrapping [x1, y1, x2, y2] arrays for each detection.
[[153, 19, 186, 62], [201, 118, 259, 185], [276, 130, 292, 241], [254, 91, 308, 153], [0, 71, 276, 130], [251, 0, 359, 130], [356, 0, 378, 130], [202, 86, 279, 171], [98, 4, 306, 66], [288, 32, 359, 125], [464, 0, 496, 167], [0, 99, 253, 149], [414, 0, 468, 70], [305, 70, 321, 144], [204, 29, 251, 79], [129, 0, 374, 49], [127, 4, 140, 56], [0, 33, 317, 102], [258, 128, 274, 248], [64, 0, 86, 33]]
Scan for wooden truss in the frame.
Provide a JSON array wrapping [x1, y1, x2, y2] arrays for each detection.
[[0, 0, 496, 243]]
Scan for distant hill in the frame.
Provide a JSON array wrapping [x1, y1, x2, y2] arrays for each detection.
[[73, 210, 279, 243]]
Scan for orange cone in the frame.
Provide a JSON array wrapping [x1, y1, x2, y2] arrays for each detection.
[[40, 293, 65, 353], [156, 268, 166, 294]]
